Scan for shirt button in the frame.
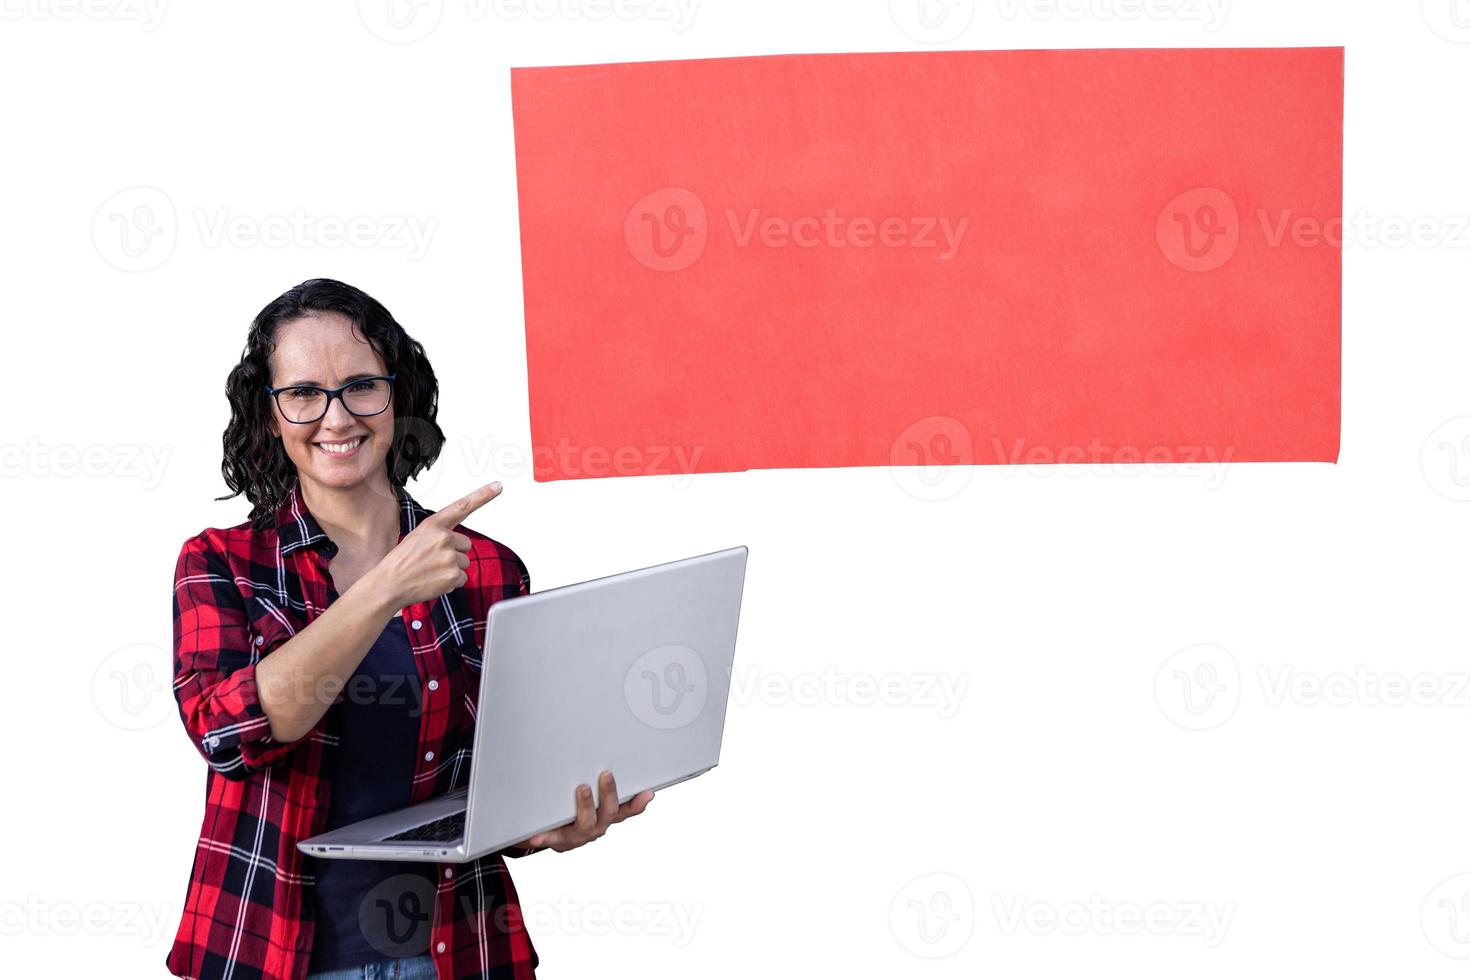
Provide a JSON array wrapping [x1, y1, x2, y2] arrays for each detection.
[[411, 619, 423, 630], [254, 635, 264, 646], [427, 679, 439, 692], [424, 751, 435, 762], [444, 868, 453, 879], [436, 942, 446, 954]]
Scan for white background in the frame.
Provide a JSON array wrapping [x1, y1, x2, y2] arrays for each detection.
[[3, 0, 1469, 976]]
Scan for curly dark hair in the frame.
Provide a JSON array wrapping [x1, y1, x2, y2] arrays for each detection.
[[216, 278, 445, 529]]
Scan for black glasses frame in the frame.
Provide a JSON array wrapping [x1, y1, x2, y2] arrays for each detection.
[[262, 374, 398, 424]]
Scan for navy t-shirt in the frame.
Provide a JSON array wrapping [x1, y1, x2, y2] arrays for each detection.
[[308, 615, 438, 971]]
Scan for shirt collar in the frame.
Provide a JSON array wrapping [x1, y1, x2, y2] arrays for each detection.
[[273, 480, 428, 556], [271, 480, 480, 653]]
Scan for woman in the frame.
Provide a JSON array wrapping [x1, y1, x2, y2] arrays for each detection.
[[167, 279, 652, 980]]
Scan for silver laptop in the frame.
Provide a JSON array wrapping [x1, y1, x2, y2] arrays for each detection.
[[298, 546, 747, 863]]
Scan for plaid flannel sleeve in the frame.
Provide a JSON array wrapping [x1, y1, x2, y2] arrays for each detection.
[[171, 533, 304, 779]]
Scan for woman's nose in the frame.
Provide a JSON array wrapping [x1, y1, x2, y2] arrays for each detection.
[[320, 392, 358, 427]]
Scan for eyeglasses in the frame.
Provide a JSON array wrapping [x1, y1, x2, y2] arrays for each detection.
[[263, 374, 397, 424]]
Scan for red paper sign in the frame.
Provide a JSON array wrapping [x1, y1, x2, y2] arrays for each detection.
[[511, 48, 1343, 481]]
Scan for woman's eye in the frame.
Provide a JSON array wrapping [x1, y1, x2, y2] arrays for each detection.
[[347, 381, 376, 393], [285, 388, 321, 401]]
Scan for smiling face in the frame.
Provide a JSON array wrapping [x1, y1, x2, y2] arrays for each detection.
[[266, 311, 396, 495]]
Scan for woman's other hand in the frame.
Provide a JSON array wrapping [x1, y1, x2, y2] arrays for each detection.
[[515, 770, 654, 854]]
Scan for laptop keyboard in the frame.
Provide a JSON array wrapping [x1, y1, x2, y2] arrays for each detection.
[[382, 811, 466, 843]]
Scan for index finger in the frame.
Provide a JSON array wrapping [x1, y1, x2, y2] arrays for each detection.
[[427, 482, 502, 527]]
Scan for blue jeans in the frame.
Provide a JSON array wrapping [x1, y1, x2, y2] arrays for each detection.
[[306, 953, 437, 979]]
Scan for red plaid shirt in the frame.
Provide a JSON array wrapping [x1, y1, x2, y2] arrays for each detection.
[[167, 480, 539, 979]]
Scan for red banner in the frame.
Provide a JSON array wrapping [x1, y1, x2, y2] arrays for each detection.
[[512, 48, 1343, 481]]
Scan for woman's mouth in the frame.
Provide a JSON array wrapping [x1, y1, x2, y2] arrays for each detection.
[[315, 436, 365, 459]]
